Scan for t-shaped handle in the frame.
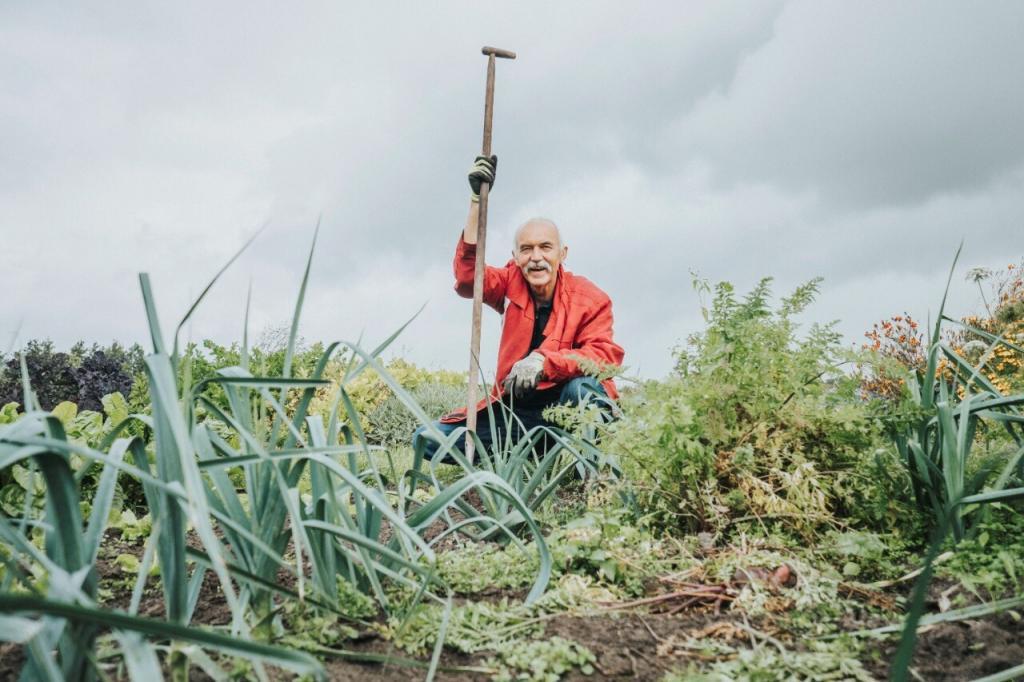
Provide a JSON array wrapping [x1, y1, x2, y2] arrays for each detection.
[[482, 46, 516, 59]]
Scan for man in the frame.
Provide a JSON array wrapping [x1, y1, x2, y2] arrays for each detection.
[[412, 155, 624, 461]]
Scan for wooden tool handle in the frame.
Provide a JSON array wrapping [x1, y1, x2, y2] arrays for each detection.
[[482, 46, 516, 59], [465, 47, 513, 464]]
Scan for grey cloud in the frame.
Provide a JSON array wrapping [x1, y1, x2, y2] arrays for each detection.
[[2, 1, 1023, 380], [669, 1, 1024, 208]]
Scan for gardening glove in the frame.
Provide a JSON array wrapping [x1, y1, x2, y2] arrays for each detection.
[[503, 351, 545, 398], [467, 154, 497, 203]]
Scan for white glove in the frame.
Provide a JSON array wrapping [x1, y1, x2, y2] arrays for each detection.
[[503, 351, 545, 398]]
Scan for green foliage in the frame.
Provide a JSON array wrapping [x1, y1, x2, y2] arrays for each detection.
[[389, 576, 604, 659], [548, 508, 684, 595], [887, 250, 1024, 541], [437, 542, 540, 594], [937, 506, 1024, 601], [112, 509, 153, 543], [391, 599, 545, 655], [822, 529, 912, 581], [0, 391, 145, 516], [602, 278, 894, 537], [0, 339, 142, 411], [487, 636, 595, 682], [305, 356, 464, 444], [367, 378, 465, 446], [665, 637, 873, 682]]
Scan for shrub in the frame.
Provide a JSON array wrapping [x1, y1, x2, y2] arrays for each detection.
[[305, 357, 465, 443], [367, 380, 465, 445], [0, 339, 78, 410], [0, 340, 144, 411], [602, 278, 897, 537]]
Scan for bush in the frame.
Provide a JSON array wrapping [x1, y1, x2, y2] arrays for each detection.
[[0, 340, 78, 410], [367, 380, 465, 445], [0, 339, 144, 411], [602, 278, 899, 538], [305, 357, 465, 444]]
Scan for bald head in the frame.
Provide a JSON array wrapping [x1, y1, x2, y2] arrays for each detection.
[[513, 217, 563, 250]]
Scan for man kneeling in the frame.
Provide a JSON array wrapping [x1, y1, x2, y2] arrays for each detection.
[[412, 156, 624, 461]]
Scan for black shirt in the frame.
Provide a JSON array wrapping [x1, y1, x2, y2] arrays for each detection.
[[529, 299, 552, 354], [514, 299, 559, 409]]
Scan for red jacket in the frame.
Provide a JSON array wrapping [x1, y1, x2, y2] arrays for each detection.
[[442, 237, 624, 423]]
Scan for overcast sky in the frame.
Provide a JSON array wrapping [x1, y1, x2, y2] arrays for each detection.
[[2, 1, 1023, 380]]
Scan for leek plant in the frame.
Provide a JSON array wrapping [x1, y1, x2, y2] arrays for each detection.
[[403, 396, 618, 544], [0, 365, 323, 681], [893, 246, 1024, 540], [1, 225, 557, 679], [890, 486, 1024, 682]]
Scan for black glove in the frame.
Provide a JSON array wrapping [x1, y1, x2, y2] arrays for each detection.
[[468, 155, 497, 202]]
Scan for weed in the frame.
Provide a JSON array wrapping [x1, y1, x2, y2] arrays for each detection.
[[664, 637, 873, 681], [438, 542, 539, 594], [487, 636, 595, 681]]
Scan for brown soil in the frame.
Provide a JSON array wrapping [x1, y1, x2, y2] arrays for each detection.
[[320, 611, 743, 681], [863, 581, 1024, 682], [5, 527, 1023, 681]]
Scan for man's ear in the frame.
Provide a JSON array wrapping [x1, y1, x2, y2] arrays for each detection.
[[561, 246, 569, 262]]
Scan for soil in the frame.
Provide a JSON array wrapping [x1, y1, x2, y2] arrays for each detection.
[[4, 527, 1023, 681], [863, 579, 1024, 681]]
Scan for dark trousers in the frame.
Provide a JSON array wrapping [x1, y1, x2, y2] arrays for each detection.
[[412, 376, 614, 462]]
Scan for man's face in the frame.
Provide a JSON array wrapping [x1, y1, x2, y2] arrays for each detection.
[[513, 221, 567, 294]]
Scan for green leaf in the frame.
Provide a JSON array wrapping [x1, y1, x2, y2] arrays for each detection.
[[0, 595, 325, 680], [101, 392, 130, 426], [51, 402, 77, 427]]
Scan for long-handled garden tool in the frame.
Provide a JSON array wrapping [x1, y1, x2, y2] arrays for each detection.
[[466, 45, 516, 464]]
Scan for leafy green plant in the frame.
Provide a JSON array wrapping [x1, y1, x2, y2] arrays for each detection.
[[0, 383, 323, 680], [487, 636, 595, 682], [822, 529, 912, 582], [1, 226, 559, 681], [402, 393, 616, 547], [664, 637, 873, 682], [598, 277, 892, 537], [548, 508, 678, 595], [437, 542, 539, 594], [391, 599, 545, 655], [890, 247, 1024, 540], [367, 379, 465, 446]]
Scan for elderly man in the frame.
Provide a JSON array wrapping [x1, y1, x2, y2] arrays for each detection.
[[412, 156, 624, 461]]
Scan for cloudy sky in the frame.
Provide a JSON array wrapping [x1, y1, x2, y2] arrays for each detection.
[[3, 1, 1023, 380]]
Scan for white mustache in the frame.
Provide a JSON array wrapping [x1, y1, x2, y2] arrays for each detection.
[[525, 261, 551, 272]]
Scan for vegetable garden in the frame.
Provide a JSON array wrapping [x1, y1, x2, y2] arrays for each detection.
[[1, 238, 1023, 681]]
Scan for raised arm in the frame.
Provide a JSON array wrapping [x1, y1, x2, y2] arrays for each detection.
[[454, 158, 510, 311]]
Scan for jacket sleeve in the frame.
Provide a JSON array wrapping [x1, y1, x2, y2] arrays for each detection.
[[454, 236, 510, 313], [538, 297, 625, 382]]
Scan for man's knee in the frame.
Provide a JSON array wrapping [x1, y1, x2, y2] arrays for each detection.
[[559, 376, 606, 406], [413, 421, 464, 462], [412, 423, 447, 459]]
